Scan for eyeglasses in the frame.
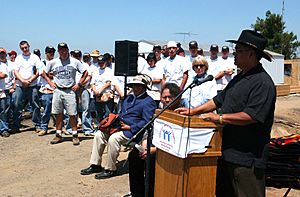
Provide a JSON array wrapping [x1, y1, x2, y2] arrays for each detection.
[[193, 64, 206, 68], [162, 95, 174, 99]]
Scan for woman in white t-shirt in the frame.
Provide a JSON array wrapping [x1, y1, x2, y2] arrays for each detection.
[[183, 56, 217, 108], [141, 53, 163, 107]]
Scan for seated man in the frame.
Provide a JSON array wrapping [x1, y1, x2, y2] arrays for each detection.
[[125, 83, 181, 197], [80, 74, 157, 179]]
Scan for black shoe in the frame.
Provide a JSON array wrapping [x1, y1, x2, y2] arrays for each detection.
[[94, 170, 117, 179], [123, 194, 132, 197], [1, 131, 10, 137], [80, 165, 103, 175]]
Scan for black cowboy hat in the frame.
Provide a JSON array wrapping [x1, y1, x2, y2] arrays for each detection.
[[226, 29, 272, 62]]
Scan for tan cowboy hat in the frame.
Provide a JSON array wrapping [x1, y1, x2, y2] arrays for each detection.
[[90, 49, 100, 57]]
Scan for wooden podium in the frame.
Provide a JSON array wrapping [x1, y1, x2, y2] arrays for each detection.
[[154, 110, 223, 197]]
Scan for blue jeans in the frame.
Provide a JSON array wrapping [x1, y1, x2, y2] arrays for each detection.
[[0, 97, 8, 133], [79, 89, 93, 134], [40, 93, 53, 131], [12, 86, 41, 130], [95, 99, 114, 124]]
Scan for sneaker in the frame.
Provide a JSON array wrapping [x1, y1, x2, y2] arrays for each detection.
[[72, 134, 80, 146], [1, 131, 10, 137], [64, 130, 71, 135], [38, 130, 47, 136], [50, 134, 63, 144]]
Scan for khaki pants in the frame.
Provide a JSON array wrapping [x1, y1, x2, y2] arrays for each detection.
[[89, 131, 129, 171]]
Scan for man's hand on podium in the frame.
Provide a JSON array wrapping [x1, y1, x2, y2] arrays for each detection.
[[174, 107, 196, 116], [201, 112, 220, 123]]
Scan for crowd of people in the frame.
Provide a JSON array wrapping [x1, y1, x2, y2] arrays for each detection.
[[0, 29, 275, 197]]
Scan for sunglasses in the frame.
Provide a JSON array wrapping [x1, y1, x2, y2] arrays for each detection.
[[193, 64, 206, 68]]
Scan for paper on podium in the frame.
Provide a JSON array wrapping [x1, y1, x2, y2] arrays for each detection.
[[153, 118, 214, 158]]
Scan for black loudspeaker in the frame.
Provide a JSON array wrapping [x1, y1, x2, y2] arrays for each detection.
[[115, 40, 138, 76]]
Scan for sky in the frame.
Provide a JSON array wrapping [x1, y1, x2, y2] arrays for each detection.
[[1, 0, 299, 58]]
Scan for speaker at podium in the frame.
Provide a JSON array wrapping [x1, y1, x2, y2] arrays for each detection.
[[114, 40, 138, 76]]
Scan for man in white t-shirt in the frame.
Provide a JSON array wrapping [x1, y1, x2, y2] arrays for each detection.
[[217, 46, 237, 90], [43, 42, 88, 146], [13, 40, 41, 133], [71, 50, 94, 136], [36, 46, 56, 136], [162, 41, 189, 91], [207, 44, 223, 92], [0, 48, 9, 137]]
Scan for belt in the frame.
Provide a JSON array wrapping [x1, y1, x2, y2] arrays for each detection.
[[57, 86, 72, 90]]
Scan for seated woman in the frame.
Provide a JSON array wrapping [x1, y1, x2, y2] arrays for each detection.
[[183, 56, 217, 108]]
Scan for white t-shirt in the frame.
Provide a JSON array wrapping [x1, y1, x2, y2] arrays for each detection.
[[75, 62, 91, 88], [207, 57, 223, 91], [15, 53, 41, 87], [137, 56, 147, 73], [185, 74, 217, 108], [4, 60, 16, 90], [45, 57, 85, 88], [163, 55, 189, 87], [0, 62, 8, 92], [90, 67, 114, 92], [142, 64, 163, 100], [219, 57, 237, 89]]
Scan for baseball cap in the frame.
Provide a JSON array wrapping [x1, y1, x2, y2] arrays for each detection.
[[57, 42, 69, 50], [0, 48, 7, 53], [153, 45, 161, 51], [210, 44, 219, 51], [98, 56, 106, 63], [189, 41, 198, 48], [176, 47, 185, 55], [167, 41, 177, 48], [83, 52, 90, 57], [73, 50, 82, 57], [45, 46, 56, 53], [8, 50, 17, 56], [221, 46, 229, 52], [33, 49, 41, 56]]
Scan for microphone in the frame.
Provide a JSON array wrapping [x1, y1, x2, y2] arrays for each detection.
[[193, 74, 214, 86]]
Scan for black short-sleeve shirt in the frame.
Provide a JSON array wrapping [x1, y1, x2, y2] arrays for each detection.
[[213, 64, 276, 168]]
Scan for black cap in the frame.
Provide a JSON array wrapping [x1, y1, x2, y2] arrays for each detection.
[[33, 49, 41, 56], [57, 42, 69, 50], [189, 41, 198, 48], [153, 45, 161, 51], [83, 52, 90, 57], [98, 55, 106, 63], [45, 46, 56, 53], [176, 47, 185, 55], [222, 46, 229, 52], [210, 44, 219, 51], [73, 50, 82, 57]]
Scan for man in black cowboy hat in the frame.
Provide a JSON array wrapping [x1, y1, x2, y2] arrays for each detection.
[[175, 29, 276, 197]]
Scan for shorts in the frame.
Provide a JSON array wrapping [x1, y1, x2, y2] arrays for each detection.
[[52, 88, 77, 116]]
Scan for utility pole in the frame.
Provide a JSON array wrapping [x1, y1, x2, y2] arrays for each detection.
[[281, 0, 285, 54]]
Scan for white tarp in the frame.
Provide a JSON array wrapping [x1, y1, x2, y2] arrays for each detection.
[[152, 118, 215, 158]]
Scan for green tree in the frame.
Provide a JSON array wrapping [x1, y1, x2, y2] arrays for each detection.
[[251, 10, 300, 59]]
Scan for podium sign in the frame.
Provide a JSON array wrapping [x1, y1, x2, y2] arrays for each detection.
[[153, 118, 214, 158], [153, 110, 223, 197]]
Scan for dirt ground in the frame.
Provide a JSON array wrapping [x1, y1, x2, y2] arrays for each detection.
[[1, 94, 300, 197]]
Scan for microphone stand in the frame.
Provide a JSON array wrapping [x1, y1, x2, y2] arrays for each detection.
[[125, 79, 199, 197]]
